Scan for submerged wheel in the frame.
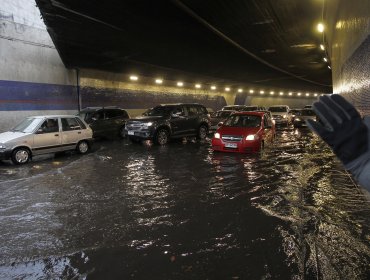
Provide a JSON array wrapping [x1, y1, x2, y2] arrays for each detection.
[[197, 125, 208, 140], [11, 147, 30, 165], [154, 128, 169, 145], [77, 141, 89, 154]]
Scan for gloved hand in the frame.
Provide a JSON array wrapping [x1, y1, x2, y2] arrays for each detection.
[[306, 95, 370, 191]]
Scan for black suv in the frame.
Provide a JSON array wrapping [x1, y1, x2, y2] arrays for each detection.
[[125, 103, 210, 145], [78, 107, 130, 138]]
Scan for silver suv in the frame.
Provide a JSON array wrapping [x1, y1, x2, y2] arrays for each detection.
[[0, 115, 93, 164]]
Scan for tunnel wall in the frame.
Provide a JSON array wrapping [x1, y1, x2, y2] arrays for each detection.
[[325, 0, 370, 115]]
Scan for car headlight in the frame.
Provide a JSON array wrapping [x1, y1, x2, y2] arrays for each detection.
[[246, 134, 258, 141], [143, 122, 153, 127], [295, 118, 301, 121], [0, 144, 6, 149], [283, 114, 287, 118], [214, 133, 221, 139]]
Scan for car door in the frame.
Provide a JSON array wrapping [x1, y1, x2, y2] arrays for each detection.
[[89, 110, 105, 136], [60, 117, 84, 150], [169, 106, 189, 137], [184, 105, 200, 135], [32, 117, 62, 155]]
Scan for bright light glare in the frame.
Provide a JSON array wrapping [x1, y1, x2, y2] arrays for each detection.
[[195, 84, 201, 88], [246, 135, 256, 141], [177, 82, 183, 87], [317, 23, 325, 32], [249, 89, 254, 93], [314, 93, 318, 97], [323, 57, 328, 62], [289, 92, 292, 96], [214, 133, 220, 139], [211, 86, 217, 90], [297, 92, 302, 96], [279, 92, 284, 95], [238, 88, 243, 93], [155, 79, 163, 84], [225, 87, 230, 91], [320, 44, 325, 50], [260, 90, 265, 94], [130, 75, 138, 81], [270, 91, 274, 95], [306, 93, 310, 96]]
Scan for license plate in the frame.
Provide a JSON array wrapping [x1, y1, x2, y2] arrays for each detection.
[[128, 131, 135, 135], [225, 142, 237, 148]]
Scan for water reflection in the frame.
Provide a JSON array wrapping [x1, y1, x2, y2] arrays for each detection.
[[0, 131, 369, 279]]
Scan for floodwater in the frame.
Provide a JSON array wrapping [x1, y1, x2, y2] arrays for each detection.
[[0, 128, 369, 279]]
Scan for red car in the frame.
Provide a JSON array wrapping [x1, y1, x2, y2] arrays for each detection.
[[211, 111, 275, 153]]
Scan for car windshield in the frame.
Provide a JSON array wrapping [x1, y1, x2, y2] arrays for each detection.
[[216, 111, 233, 118], [224, 115, 261, 128], [79, 112, 94, 122], [268, 106, 288, 112], [11, 118, 41, 133], [143, 106, 173, 116], [243, 106, 258, 111], [300, 109, 316, 116]]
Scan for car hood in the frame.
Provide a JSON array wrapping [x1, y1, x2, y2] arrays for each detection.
[[128, 116, 166, 122], [217, 126, 260, 136], [0, 131, 32, 143]]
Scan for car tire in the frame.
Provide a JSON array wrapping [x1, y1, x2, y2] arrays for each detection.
[[11, 147, 31, 165], [154, 128, 169, 145], [119, 126, 127, 139], [197, 125, 208, 140], [77, 140, 89, 154]]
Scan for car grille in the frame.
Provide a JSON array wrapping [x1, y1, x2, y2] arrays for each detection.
[[126, 121, 146, 130], [221, 135, 243, 142]]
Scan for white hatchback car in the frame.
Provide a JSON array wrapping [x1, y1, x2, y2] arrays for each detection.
[[0, 115, 93, 164]]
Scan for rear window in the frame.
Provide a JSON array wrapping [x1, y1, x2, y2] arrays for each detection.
[[268, 106, 288, 112]]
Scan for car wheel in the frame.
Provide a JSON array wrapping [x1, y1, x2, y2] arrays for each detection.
[[77, 140, 89, 154], [11, 147, 30, 165], [197, 125, 208, 140], [154, 129, 169, 145], [119, 126, 127, 139]]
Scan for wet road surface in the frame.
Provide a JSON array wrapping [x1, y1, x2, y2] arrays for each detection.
[[0, 127, 369, 279]]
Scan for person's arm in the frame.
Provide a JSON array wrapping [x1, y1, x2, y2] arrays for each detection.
[[306, 95, 370, 191]]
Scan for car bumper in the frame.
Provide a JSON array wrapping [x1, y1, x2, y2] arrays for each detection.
[[211, 138, 261, 153], [0, 149, 12, 160], [126, 129, 154, 140]]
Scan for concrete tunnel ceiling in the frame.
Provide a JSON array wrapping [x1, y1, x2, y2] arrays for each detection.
[[35, 0, 333, 93]]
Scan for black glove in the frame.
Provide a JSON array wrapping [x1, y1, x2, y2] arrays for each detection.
[[306, 94, 368, 164]]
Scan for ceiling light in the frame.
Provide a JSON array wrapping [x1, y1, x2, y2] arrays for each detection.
[[270, 91, 274, 95], [225, 87, 230, 91], [314, 93, 318, 97], [279, 92, 284, 95], [260, 90, 265, 94], [238, 88, 243, 93], [306, 93, 310, 96], [323, 57, 328, 62], [249, 89, 254, 93], [320, 44, 325, 50], [288, 92, 293, 96], [297, 92, 302, 96], [129, 75, 138, 81], [317, 23, 325, 33], [195, 84, 201, 88], [328, 66, 331, 69], [211, 86, 216, 90], [177, 82, 183, 87], [155, 79, 163, 84]]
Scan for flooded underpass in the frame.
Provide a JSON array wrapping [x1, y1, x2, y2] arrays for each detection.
[[0, 127, 369, 279]]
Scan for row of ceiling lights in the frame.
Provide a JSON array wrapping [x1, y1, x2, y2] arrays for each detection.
[[128, 75, 320, 97], [317, 23, 331, 69]]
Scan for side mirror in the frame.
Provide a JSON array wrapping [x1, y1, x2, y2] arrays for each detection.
[[36, 128, 44, 134]]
